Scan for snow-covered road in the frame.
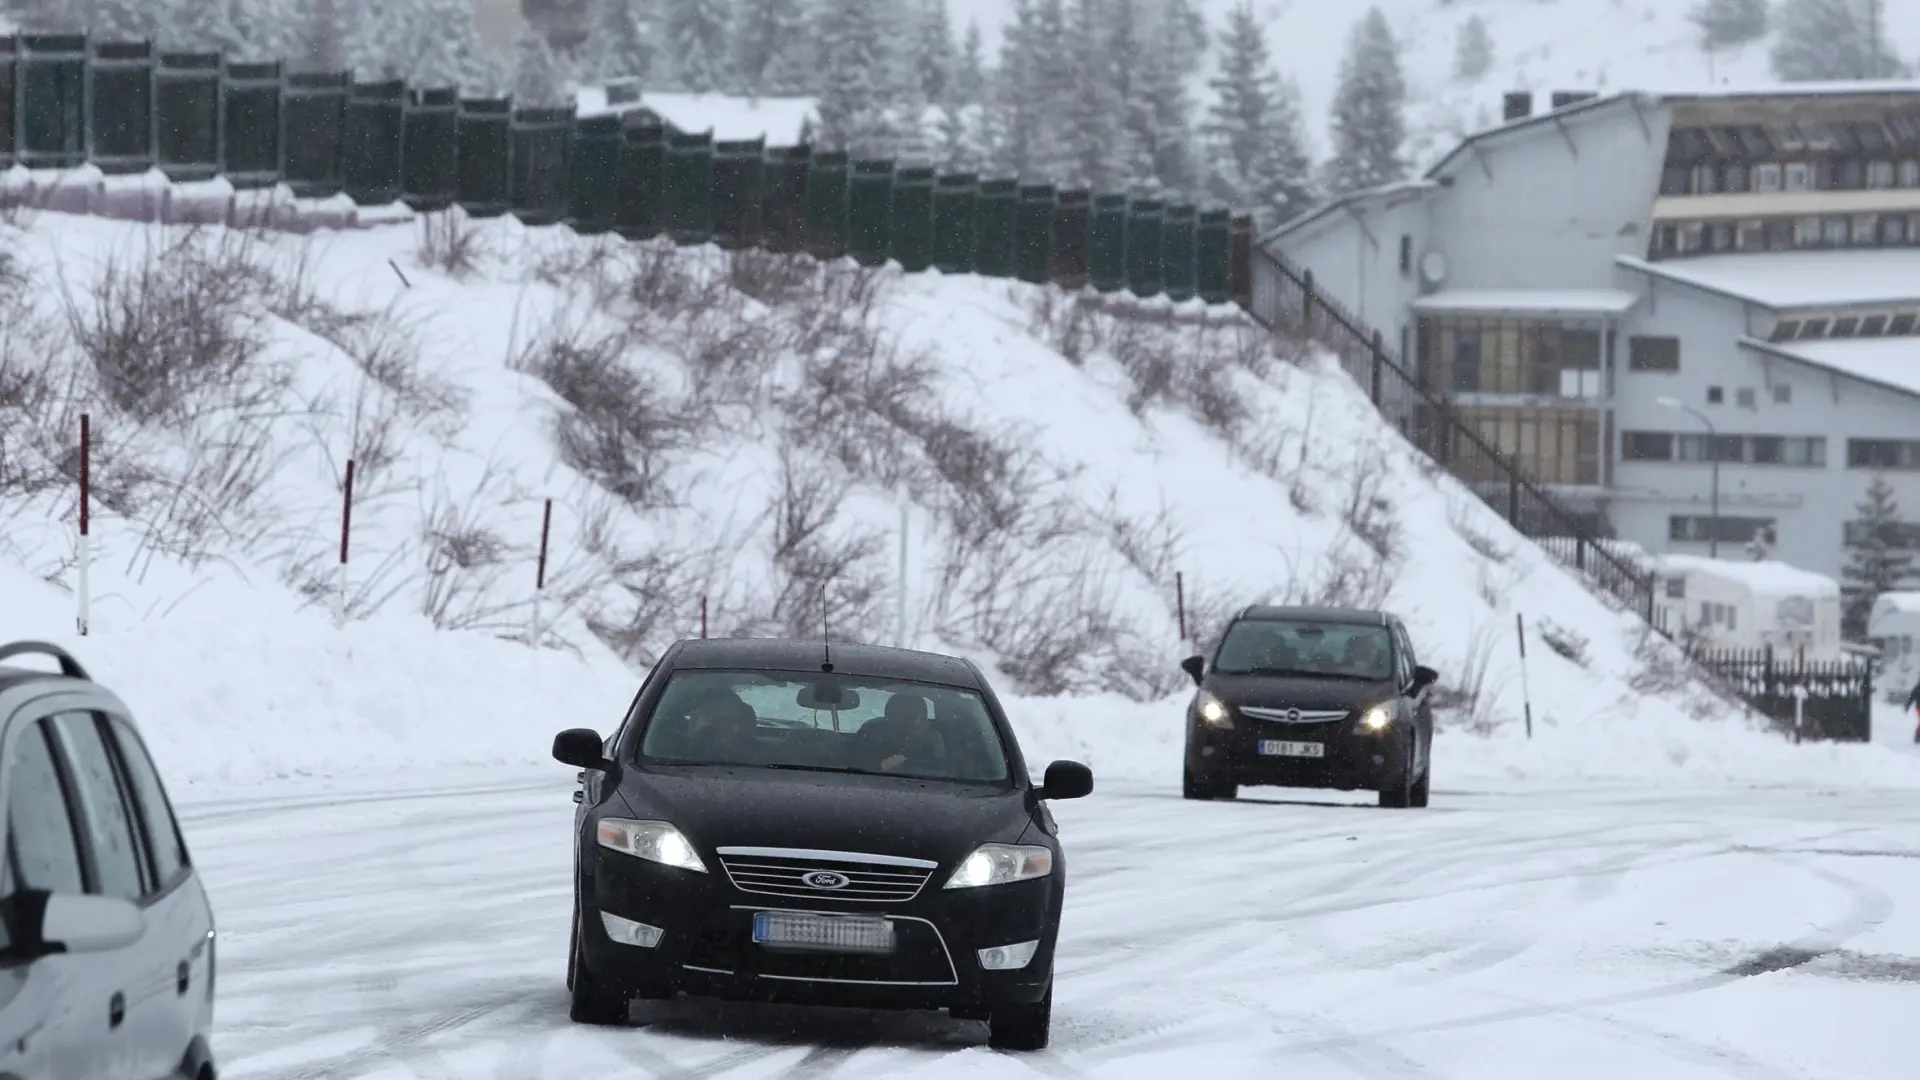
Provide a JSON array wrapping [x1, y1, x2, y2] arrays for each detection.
[[181, 775, 1920, 1079]]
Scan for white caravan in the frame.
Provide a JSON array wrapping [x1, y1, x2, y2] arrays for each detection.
[[1652, 554, 1843, 660]]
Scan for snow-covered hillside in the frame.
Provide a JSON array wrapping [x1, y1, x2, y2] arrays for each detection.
[[2, 208, 1914, 793]]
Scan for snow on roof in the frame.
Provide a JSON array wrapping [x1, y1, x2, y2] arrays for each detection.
[[1411, 289, 1639, 316], [1872, 592, 1920, 616], [638, 93, 816, 145], [1618, 251, 1920, 310], [1655, 554, 1839, 598], [1748, 335, 1920, 400], [1655, 79, 1920, 102]]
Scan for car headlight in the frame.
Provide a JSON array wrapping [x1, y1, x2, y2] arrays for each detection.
[[1195, 691, 1232, 726], [943, 843, 1054, 889], [1356, 701, 1397, 732], [595, 818, 708, 873]]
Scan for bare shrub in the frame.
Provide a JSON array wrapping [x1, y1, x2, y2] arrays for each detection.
[[1537, 618, 1591, 667], [728, 248, 817, 306], [1028, 291, 1102, 365], [1475, 562, 1503, 608], [415, 210, 485, 277], [779, 334, 938, 489], [1277, 544, 1394, 610], [417, 467, 522, 632], [317, 304, 468, 433], [120, 418, 288, 578], [914, 417, 1076, 551], [1430, 620, 1504, 734], [758, 443, 887, 641], [939, 538, 1121, 697], [1340, 456, 1401, 562], [1093, 486, 1184, 585], [1449, 498, 1513, 563], [515, 323, 685, 507]]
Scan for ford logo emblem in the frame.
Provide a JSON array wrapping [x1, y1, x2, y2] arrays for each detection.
[[1286, 708, 1301, 722], [802, 871, 850, 889]]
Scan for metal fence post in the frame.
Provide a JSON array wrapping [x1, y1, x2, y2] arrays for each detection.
[[1369, 329, 1383, 405]]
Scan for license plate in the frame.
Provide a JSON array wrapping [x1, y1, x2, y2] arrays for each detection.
[[752, 911, 895, 954], [1258, 740, 1324, 757]]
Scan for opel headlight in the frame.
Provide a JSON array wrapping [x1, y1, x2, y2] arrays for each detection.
[[1356, 701, 1397, 732], [943, 843, 1054, 889], [1195, 691, 1232, 726], [596, 818, 708, 873]]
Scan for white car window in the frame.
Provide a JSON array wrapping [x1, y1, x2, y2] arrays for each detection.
[[7, 721, 86, 895]]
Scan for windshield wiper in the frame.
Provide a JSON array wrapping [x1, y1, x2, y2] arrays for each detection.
[[759, 763, 884, 776]]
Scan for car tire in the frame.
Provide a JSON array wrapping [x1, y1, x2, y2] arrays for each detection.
[[1378, 735, 1416, 808], [566, 903, 578, 992], [1409, 767, 1430, 808], [987, 987, 1052, 1051], [1182, 767, 1236, 801], [568, 911, 630, 1026]]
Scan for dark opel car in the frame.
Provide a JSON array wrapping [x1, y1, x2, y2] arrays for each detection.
[[551, 638, 1094, 1050], [1179, 606, 1438, 808]]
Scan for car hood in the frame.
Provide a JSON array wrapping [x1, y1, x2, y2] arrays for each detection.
[[617, 767, 1034, 869], [1204, 673, 1398, 713]]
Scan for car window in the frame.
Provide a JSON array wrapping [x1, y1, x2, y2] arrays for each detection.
[[6, 720, 86, 895], [637, 669, 1011, 783], [107, 718, 188, 887], [1213, 619, 1396, 681], [47, 713, 148, 901]]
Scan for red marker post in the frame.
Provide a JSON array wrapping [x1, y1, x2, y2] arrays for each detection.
[[77, 413, 90, 636], [1175, 571, 1188, 647], [700, 595, 709, 639], [531, 499, 552, 646], [1516, 612, 1533, 739], [335, 460, 355, 626]]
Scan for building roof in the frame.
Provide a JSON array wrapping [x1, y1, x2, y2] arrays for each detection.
[[1421, 92, 1643, 183], [1260, 179, 1439, 244], [1411, 289, 1640, 316], [1740, 335, 1920, 400], [1654, 554, 1839, 598], [1618, 251, 1920, 310]]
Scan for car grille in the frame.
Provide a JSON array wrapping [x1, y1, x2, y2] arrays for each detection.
[[717, 852, 934, 904], [1239, 705, 1350, 724]]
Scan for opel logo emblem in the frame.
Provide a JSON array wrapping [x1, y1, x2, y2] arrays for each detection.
[[802, 871, 850, 889], [1286, 708, 1301, 722]]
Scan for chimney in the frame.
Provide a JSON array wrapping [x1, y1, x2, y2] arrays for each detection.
[[1550, 90, 1599, 109], [1503, 91, 1532, 122]]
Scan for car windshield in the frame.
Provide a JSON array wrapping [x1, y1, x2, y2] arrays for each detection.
[[636, 669, 1012, 783], [1212, 619, 1395, 681]]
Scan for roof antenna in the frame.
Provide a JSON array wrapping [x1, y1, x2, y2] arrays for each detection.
[[820, 584, 833, 672]]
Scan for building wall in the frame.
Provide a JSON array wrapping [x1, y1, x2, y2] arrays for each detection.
[[1281, 192, 1431, 359]]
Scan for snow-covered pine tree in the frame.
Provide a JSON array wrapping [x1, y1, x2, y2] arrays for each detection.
[[1205, 2, 1316, 228], [1104, 0, 1158, 190], [952, 19, 987, 105], [1161, 0, 1210, 77], [294, 0, 349, 71], [1062, 0, 1121, 190], [579, 0, 659, 86], [660, 0, 735, 93], [1324, 6, 1408, 197], [347, 0, 503, 89], [1453, 12, 1493, 82], [512, 18, 572, 105], [1023, 0, 1078, 181], [912, 0, 957, 106], [1690, 0, 1769, 48], [1771, 0, 1903, 80], [813, 0, 898, 156], [733, 0, 812, 97], [986, 0, 1043, 177], [1841, 474, 1915, 636], [1128, 1, 1201, 197], [65, 0, 157, 40]]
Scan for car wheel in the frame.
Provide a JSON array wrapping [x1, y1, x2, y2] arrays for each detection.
[[567, 902, 578, 992], [1182, 767, 1236, 800], [987, 987, 1052, 1051], [569, 911, 631, 1026], [1378, 735, 1416, 809], [1409, 767, 1430, 808]]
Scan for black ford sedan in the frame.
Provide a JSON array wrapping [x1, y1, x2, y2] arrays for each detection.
[[552, 637, 1093, 1050], [1180, 605, 1437, 807]]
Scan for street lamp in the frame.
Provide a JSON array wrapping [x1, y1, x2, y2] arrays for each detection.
[[1657, 395, 1721, 558]]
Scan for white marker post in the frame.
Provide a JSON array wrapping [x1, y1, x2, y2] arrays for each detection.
[[335, 459, 355, 627], [76, 413, 90, 636], [1516, 612, 1534, 739], [1792, 683, 1808, 744], [531, 498, 552, 647]]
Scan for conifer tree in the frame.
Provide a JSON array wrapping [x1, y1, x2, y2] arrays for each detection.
[[1453, 13, 1493, 82], [952, 19, 987, 105], [512, 19, 572, 105], [1324, 6, 1408, 196], [1841, 474, 1915, 636], [912, 0, 957, 105], [814, 0, 899, 156], [1690, 0, 1769, 48], [1771, 0, 1903, 80], [579, 0, 659, 86], [1206, 2, 1316, 227], [661, 0, 735, 92], [733, 0, 812, 97]]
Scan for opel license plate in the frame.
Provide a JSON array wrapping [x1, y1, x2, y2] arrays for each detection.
[[752, 911, 895, 954], [1258, 740, 1324, 757]]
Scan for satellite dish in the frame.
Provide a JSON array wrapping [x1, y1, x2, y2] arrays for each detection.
[[1419, 250, 1448, 289]]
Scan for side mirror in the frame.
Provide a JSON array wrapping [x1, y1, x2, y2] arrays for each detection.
[[1180, 655, 1205, 686], [1036, 759, 1094, 801], [1409, 665, 1439, 692], [8, 892, 148, 957], [552, 728, 608, 770]]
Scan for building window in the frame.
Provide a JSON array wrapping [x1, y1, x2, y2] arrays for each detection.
[[1756, 163, 1783, 192], [1627, 335, 1680, 372], [1458, 406, 1603, 485], [1398, 234, 1412, 274], [1822, 216, 1850, 245], [1891, 313, 1918, 334], [1747, 436, 1826, 465], [1902, 160, 1920, 187], [1722, 163, 1750, 193], [1785, 162, 1814, 191], [1834, 159, 1865, 190], [1660, 167, 1690, 196], [1420, 318, 1608, 400], [1771, 319, 1800, 341], [1706, 386, 1724, 404], [1847, 439, 1920, 469], [1736, 387, 1756, 407], [1690, 164, 1719, 194], [1707, 222, 1734, 251], [1679, 222, 1706, 253], [1450, 327, 1482, 392], [1641, 433, 1825, 465], [1793, 216, 1822, 247], [1773, 383, 1792, 404], [1833, 315, 1861, 337], [1665, 574, 1686, 598], [1765, 218, 1794, 250], [1737, 219, 1766, 250], [1862, 314, 1890, 335], [1671, 515, 1776, 544], [1883, 215, 1910, 244], [1799, 317, 1831, 337], [1853, 214, 1880, 244], [1622, 432, 1674, 460], [1870, 160, 1897, 188]]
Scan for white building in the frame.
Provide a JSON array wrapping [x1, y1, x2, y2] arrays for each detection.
[[1652, 554, 1843, 659], [1265, 84, 1920, 582], [1867, 591, 1920, 696]]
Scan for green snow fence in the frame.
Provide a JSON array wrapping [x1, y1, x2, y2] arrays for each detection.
[[19, 34, 87, 170], [1089, 193, 1127, 293], [804, 150, 848, 259], [280, 71, 348, 197], [890, 165, 935, 272], [973, 178, 1017, 278], [614, 117, 665, 239], [712, 137, 765, 250], [399, 87, 457, 211], [565, 113, 622, 234], [1229, 213, 1254, 308], [1013, 184, 1055, 285], [1126, 197, 1164, 298], [509, 106, 572, 226], [847, 159, 894, 267], [1051, 188, 1090, 289], [88, 40, 153, 175], [455, 98, 510, 217], [1196, 208, 1231, 304], [341, 79, 404, 206], [1162, 203, 1197, 302], [0, 38, 15, 170], [221, 61, 282, 190], [931, 173, 976, 274], [760, 144, 809, 253], [661, 129, 714, 244]]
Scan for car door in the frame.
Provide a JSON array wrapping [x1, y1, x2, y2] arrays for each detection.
[[1392, 624, 1432, 770], [104, 714, 215, 1076], [44, 710, 176, 1080], [2, 713, 125, 1080]]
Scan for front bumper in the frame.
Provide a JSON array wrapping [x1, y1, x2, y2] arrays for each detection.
[[1186, 716, 1408, 790], [577, 846, 1059, 1010]]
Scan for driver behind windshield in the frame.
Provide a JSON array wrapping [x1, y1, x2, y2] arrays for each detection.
[[865, 692, 945, 772], [655, 691, 758, 761], [1339, 633, 1384, 678]]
